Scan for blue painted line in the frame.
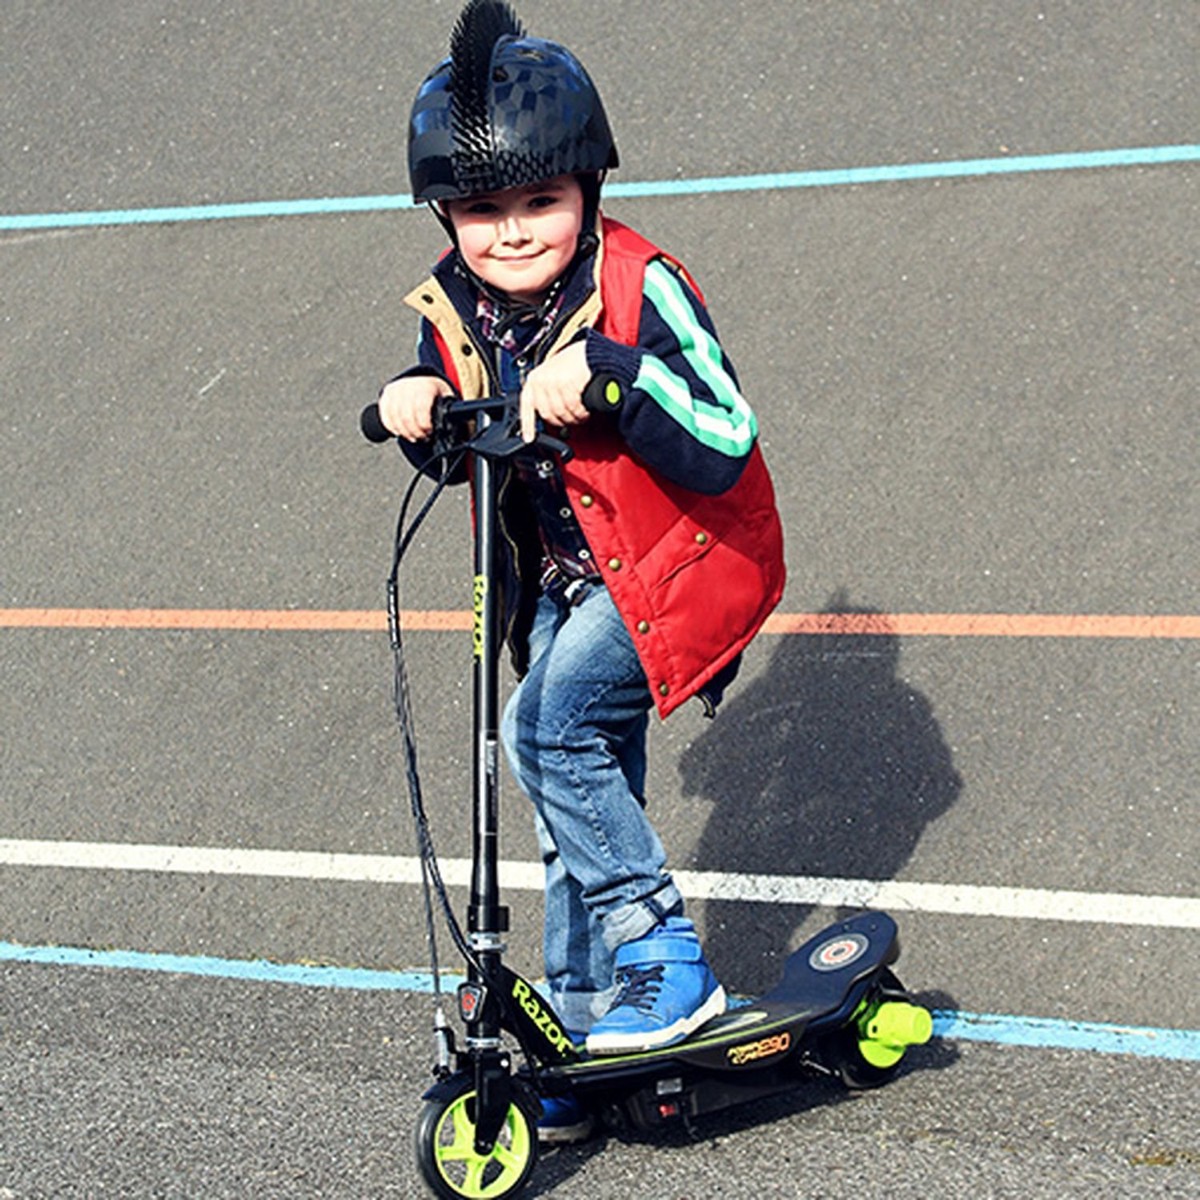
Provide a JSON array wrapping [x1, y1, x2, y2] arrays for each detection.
[[2, 143, 1197, 232], [611, 143, 1200, 198], [3, 940, 1198, 1062], [0, 939, 449, 993], [931, 1010, 1200, 1063], [0, 192, 417, 231]]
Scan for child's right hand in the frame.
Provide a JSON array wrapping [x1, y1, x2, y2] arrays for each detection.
[[377, 375, 454, 442]]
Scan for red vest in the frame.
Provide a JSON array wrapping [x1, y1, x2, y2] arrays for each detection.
[[563, 219, 786, 716], [422, 217, 786, 717]]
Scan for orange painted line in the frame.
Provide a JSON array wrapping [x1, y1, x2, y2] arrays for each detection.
[[762, 611, 1200, 639], [1, 607, 399, 632], [1, 608, 1198, 639]]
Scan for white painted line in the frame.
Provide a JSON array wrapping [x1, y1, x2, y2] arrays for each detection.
[[1, 839, 1196, 930], [674, 870, 1200, 930], [0, 839, 428, 884]]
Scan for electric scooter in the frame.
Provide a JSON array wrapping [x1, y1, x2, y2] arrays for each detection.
[[362, 393, 933, 1200]]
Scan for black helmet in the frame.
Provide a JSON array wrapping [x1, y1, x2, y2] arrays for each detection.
[[408, 0, 619, 203]]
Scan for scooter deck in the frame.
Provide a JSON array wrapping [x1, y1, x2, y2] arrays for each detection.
[[552, 911, 900, 1081]]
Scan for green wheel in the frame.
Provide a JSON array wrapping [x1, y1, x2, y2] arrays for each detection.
[[827, 973, 933, 1090], [414, 1076, 539, 1200]]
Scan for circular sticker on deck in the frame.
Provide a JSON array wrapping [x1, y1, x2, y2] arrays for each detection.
[[809, 933, 869, 972]]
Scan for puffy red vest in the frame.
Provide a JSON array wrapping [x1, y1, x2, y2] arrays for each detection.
[[565, 219, 785, 716]]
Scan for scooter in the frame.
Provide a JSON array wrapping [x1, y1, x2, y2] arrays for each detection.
[[362, 393, 933, 1199]]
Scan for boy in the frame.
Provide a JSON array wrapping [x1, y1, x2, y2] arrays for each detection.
[[376, 0, 785, 1139]]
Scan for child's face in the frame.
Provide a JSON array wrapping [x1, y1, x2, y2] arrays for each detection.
[[445, 175, 585, 305]]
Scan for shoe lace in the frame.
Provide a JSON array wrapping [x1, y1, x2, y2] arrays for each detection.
[[611, 964, 665, 1014]]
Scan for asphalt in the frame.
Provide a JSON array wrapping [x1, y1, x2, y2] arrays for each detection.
[[2, 2, 1198, 1197]]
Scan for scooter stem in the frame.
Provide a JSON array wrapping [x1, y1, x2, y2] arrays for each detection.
[[467, 409, 509, 1028]]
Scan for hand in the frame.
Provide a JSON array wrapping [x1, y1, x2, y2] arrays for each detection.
[[519, 341, 592, 443], [377, 375, 454, 442]]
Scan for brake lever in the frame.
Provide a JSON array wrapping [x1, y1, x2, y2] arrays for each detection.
[[470, 422, 574, 463], [530, 428, 574, 462]]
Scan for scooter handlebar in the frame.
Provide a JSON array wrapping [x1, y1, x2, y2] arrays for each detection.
[[361, 375, 620, 445]]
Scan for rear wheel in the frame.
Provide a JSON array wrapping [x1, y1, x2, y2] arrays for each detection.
[[827, 972, 933, 1090], [414, 1075, 539, 1199]]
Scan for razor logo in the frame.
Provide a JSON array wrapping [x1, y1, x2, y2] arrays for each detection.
[[511, 979, 573, 1054], [727, 1031, 791, 1067], [472, 575, 487, 659]]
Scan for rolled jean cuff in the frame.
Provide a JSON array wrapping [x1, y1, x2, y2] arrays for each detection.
[[600, 880, 685, 953], [546, 984, 618, 1034]]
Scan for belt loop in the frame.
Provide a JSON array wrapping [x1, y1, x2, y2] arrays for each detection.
[[562, 578, 588, 607]]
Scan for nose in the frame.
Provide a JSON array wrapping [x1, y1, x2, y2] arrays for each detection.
[[497, 213, 529, 244]]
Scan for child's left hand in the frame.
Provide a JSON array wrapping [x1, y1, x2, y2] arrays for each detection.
[[519, 341, 592, 442]]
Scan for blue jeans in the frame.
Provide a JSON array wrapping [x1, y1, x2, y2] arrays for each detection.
[[501, 581, 684, 1032]]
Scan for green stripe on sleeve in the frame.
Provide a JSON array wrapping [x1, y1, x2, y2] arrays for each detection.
[[635, 260, 757, 456]]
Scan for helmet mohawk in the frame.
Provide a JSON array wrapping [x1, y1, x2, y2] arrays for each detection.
[[449, 1, 526, 192]]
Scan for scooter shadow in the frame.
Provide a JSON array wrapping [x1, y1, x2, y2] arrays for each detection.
[[682, 596, 964, 997], [528, 1015, 962, 1195]]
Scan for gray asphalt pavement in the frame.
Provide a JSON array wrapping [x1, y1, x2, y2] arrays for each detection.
[[2, 963, 1197, 1199], [2, 2, 1198, 1197]]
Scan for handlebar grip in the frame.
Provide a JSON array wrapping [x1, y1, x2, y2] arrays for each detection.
[[581, 373, 624, 414], [360, 403, 393, 443]]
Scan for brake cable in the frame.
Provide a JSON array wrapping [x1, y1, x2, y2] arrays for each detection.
[[384, 447, 487, 1033]]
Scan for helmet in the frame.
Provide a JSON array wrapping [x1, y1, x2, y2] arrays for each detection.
[[408, 0, 619, 203]]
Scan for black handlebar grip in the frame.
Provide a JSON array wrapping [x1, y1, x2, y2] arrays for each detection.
[[581, 373, 624, 415], [360, 403, 393, 443]]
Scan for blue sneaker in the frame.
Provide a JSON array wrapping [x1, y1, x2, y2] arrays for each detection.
[[585, 918, 727, 1056], [537, 1092, 594, 1144]]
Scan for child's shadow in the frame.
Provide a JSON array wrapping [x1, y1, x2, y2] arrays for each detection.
[[682, 598, 962, 994]]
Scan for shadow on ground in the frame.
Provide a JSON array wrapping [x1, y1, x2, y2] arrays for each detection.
[[683, 597, 963, 995]]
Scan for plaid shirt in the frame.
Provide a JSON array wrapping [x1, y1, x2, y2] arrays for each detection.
[[478, 293, 602, 597]]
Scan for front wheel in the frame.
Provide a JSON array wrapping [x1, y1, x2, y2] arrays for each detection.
[[414, 1075, 539, 1199]]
